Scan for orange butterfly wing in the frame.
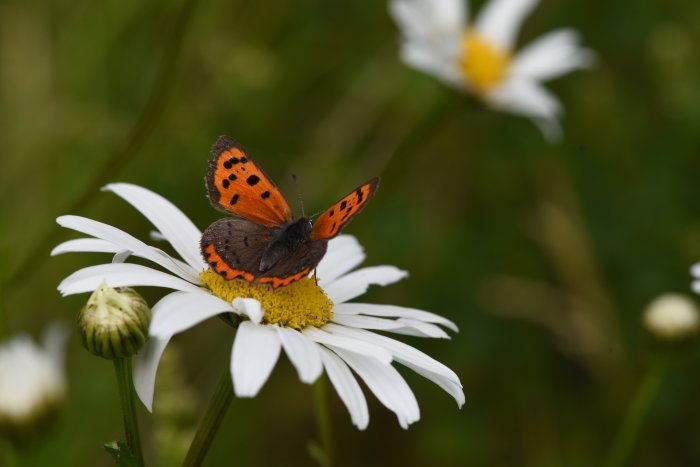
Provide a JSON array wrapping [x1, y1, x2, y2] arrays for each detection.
[[311, 177, 379, 240], [206, 136, 292, 227]]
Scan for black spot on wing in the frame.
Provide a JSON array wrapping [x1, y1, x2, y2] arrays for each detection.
[[247, 175, 260, 186], [222, 179, 230, 189], [261, 191, 270, 199], [230, 194, 240, 205], [340, 201, 347, 210]]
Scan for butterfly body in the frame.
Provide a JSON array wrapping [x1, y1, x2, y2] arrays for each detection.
[[201, 136, 378, 289]]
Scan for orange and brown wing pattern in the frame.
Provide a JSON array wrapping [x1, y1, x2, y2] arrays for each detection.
[[311, 177, 379, 240], [206, 135, 292, 227]]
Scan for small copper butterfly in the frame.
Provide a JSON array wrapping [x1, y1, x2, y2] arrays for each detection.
[[200, 135, 380, 288]]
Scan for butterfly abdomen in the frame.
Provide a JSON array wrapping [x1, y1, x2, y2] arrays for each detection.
[[260, 218, 313, 272]]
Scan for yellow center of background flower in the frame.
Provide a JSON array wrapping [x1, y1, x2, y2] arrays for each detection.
[[200, 270, 334, 330], [459, 31, 510, 95]]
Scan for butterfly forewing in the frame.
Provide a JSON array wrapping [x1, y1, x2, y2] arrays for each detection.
[[311, 177, 379, 240], [206, 136, 292, 227]]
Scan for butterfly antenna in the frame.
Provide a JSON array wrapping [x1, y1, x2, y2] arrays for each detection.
[[291, 173, 305, 217]]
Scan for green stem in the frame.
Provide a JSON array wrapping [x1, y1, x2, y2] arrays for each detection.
[[114, 358, 145, 467], [603, 356, 668, 467], [182, 367, 234, 467], [310, 377, 334, 467]]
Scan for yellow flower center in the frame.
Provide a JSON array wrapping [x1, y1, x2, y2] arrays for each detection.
[[459, 30, 510, 95], [200, 270, 334, 330]]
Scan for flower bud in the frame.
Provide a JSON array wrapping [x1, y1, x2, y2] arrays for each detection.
[[643, 293, 699, 342], [0, 323, 68, 445], [78, 281, 151, 359]]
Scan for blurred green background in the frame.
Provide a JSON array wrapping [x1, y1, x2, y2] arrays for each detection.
[[2, 0, 700, 465]]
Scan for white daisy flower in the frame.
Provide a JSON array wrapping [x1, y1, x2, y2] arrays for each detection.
[[0, 323, 68, 443], [53, 183, 464, 429], [390, 0, 595, 140]]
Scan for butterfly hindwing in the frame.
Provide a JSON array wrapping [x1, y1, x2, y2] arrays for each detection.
[[311, 177, 379, 240], [201, 217, 274, 282], [200, 217, 328, 288], [206, 135, 292, 227]]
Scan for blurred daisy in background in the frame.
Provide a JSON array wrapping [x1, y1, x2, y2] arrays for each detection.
[[54, 183, 464, 429], [0, 323, 68, 444], [390, 0, 595, 140]]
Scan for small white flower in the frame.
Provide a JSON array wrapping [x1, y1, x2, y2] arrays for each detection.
[[644, 293, 699, 341], [0, 323, 68, 442], [53, 183, 464, 429], [390, 0, 595, 141]]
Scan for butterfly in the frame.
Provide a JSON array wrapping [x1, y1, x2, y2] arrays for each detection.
[[200, 135, 380, 289]]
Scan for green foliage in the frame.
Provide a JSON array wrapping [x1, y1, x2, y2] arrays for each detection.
[[1, 0, 700, 465]]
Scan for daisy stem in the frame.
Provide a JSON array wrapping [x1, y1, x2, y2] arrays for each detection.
[[602, 356, 668, 467], [113, 358, 145, 467], [182, 366, 233, 467], [310, 376, 334, 467]]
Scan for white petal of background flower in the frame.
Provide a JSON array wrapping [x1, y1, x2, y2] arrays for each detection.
[[390, 0, 465, 41], [400, 42, 464, 88], [231, 322, 282, 397], [487, 78, 562, 141], [474, 0, 538, 51], [316, 236, 366, 287], [511, 29, 596, 81], [324, 266, 408, 303], [231, 298, 263, 324], [56, 215, 199, 283], [333, 348, 420, 429], [326, 324, 465, 407], [332, 302, 459, 332], [51, 238, 122, 255], [149, 291, 233, 339], [302, 327, 392, 365], [58, 263, 202, 296], [104, 183, 207, 272], [317, 346, 369, 430], [276, 327, 323, 384], [133, 335, 172, 412]]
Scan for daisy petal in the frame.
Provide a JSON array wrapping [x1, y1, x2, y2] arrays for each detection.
[[231, 322, 281, 397], [689, 263, 700, 279], [58, 263, 202, 296], [51, 238, 122, 256], [149, 291, 233, 339], [399, 41, 464, 88], [333, 348, 420, 429], [232, 298, 263, 324], [57, 215, 199, 283], [318, 346, 369, 430], [276, 327, 323, 384], [389, 0, 466, 40], [323, 266, 408, 304], [512, 29, 596, 81], [133, 334, 172, 412], [325, 324, 464, 407], [316, 236, 366, 287], [330, 314, 449, 339], [104, 183, 207, 273], [474, 0, 538, 51], [333, 303, 458, 332], [302, 327, 392, 365], [486, 78, 562, 141]]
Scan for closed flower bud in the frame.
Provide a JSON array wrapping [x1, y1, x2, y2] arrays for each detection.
[[643, 293, 699, 342], [78, 281, 151, 359], [0, 323, 68, 445]]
